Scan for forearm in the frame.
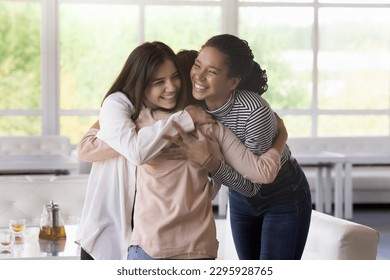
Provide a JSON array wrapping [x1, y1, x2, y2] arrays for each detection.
[[97, 93, 195, 165], [217, 122, 281, 183], [202, 120, 282, 197], [210, 162, 262, 197], [204, 148, 280, 197], [76, 128, 119, 162]]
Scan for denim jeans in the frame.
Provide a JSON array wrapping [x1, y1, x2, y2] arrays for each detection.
[[229, 158, 312, 260], [127, 246, 215, 260], [127, 246, 156, 260]]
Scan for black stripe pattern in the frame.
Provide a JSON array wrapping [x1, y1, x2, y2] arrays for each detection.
[[205, 90, 291, 197]]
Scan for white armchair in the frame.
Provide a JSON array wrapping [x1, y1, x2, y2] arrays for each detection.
[[220, 209, 379, 260], [301, 210, 379, 260]]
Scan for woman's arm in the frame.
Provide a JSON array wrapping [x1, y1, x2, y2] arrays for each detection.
[[205, 122, 284, 197], [78, 124, 190, 163], [269, 113, 288, 155], [77, 103, 215, 163], [76, 121, 119, 162], [95, 92, 212, 164], [244, 105, 277, 155], [209, 114, 287, 197], [165, 118, 287, 197], [183, 120, 286, 182], [216, 114, 287, 182]]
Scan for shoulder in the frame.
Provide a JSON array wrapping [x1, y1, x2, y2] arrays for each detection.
[[235, 90, 269, 109], [232, 90, 271, 117], [104, 91, 130, 103], [102, 92, 135, 110]]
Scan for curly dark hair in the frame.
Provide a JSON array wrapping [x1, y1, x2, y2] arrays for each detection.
[[203, 34, 268, 95]]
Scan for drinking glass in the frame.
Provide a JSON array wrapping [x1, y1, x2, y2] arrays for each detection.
[[0, 230, 15, 249], [9, 218, 26, 235]]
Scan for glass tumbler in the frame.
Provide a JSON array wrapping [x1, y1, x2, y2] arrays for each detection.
[[0, 230, 15, 249], [9, 218, 26, 236]]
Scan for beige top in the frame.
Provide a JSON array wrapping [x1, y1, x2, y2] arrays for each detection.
[[77, 100, 282, 259], [131, 109, 221, 259], [75, 92, 195, 259], [131, 109, 281, 259]]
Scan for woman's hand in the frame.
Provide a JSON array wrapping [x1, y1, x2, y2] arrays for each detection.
[[184, 105, 215, 125], [275, 112, 288, 142], [163, 121, 221, 173], [163, 121, 212, 165], [91, 120, 100, 129], [159, 145, 187, 160], [271, 112, 288, 155]]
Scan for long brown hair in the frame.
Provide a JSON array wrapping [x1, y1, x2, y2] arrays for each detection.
[[102, 41, 187, 120]]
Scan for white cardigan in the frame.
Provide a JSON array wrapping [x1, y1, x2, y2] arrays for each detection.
[[75, 92, 194, 260]]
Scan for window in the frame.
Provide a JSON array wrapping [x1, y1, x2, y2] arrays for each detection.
[[144, 5, 221, 50], [239, 0, 390, 136], [0, 1, 41, 135], [1, 0, 389, 143], [317, 7, 390, 136], [239, 6, 314, 136], [59, 3, 140, 142]]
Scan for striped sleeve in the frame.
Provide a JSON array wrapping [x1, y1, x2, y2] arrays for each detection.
[[210, 162, 262, 197], [244, 105, 276, 155], [208, 91, 281, 196]]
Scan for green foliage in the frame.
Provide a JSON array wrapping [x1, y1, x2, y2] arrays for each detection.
[[144, 6, 221, 52], [0, 3, 41, 110], [318, 115, 389, 137], [319, 70, 390, 110], [319, 8, 390, 51], [60, 115, 98, 144], [0, 3, 389, 140], [0, 116, 41, 135], [239, 13, 312, 110], [59, 4, 139, 110]]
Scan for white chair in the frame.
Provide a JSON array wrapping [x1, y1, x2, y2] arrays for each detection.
[[220, 207, 379, 260], [301, 210, 379, 260]]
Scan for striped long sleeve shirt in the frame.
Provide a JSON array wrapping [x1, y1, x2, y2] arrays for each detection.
[[205, 90, 292, 197]]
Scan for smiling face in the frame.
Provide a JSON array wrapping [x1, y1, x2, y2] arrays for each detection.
[[190, 46, 240, 110], [143, 59, 181, 110]]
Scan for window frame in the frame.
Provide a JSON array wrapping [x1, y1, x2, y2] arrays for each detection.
[[1, 0, 389, 139]]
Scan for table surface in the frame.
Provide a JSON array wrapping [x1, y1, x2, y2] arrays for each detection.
[[343, 152, 390, 165], [0, 154, 78, 174], [293, 150, 390, 219], [294, 151, 346, 165], [294, 150, 390, 165], [0, 225, 80, 259]]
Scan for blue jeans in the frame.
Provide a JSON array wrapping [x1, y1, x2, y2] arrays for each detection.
[[127, 246, 156, 260], [127, 246, 215, 260], [229, 158, 312, 260]]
